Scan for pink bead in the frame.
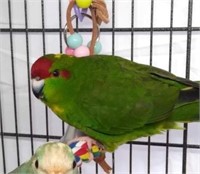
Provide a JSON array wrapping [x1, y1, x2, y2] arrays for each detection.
[[65, 47, 75, 56], [74, 46, 90, 57]]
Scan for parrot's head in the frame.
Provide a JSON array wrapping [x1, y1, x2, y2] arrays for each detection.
[[32, 142, 77, 174], [31, 54, 75, 106], [10, 142, 78, 174]]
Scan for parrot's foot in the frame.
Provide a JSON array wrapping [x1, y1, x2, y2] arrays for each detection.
[[68, 136, 111, 173], [67, 136, 104, 150]]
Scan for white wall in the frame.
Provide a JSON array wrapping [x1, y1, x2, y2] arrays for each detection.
[[0, 0, 200, 173]]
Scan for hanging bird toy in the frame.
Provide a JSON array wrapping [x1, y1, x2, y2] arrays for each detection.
[[64, 0, 109, 57]]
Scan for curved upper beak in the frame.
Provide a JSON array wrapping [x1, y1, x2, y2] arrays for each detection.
[[32, 78, 44, 99]]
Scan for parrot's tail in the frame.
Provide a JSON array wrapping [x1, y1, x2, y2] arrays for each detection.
[[170, 100, 199, 122], [170, 80, 199, 122]]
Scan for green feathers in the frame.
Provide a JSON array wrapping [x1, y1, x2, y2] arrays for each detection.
[[31, 54, 199, 151]]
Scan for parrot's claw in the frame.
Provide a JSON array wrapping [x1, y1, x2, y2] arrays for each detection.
[[67, 136, 104, 150]]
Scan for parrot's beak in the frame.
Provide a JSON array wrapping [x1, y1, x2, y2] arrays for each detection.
[[32, 78, 44, 99]]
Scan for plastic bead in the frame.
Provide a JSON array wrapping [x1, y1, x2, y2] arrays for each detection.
[[67, 33, 83, 49], [75, 0, 92, 8], [74, 46, 90, 57], [65, 47, 75, 56], [87, 41, 102, 54]]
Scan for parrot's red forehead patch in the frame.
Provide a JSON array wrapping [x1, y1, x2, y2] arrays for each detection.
[[31, 57, 53, 79]]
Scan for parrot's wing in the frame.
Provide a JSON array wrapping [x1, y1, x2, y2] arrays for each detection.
[[149, 65, 199, 105], [150, 66, 199, 89], [75, 57, 181, 135], [115, 55, 199, 88]]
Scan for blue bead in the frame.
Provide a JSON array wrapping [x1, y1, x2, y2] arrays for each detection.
[[67, 33, 83, 49], [87, 41, 102, 54]]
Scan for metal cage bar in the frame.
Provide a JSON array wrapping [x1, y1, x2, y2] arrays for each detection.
[[129, 0, 135, 172], [182, 0, 193, 173], [8, 0, 20, 166], [24, 0, 34, 156], [165, 0, 174, 172], [0, 92, 6, 173], [111, 1, 116, 173]]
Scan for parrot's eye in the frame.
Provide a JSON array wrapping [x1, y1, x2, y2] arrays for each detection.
[[72, 161, 76, 169], [35, 160, 39, 169], [52, 70, 59, 77]]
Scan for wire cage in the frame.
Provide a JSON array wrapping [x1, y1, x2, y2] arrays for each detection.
[[0, 0, 200, 173]]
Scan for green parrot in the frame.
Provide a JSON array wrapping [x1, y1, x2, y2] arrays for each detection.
[[31, 54, 199, 152], [9, 142, 78, 174]]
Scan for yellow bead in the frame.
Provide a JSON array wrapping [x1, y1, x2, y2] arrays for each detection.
[[76, 0, 92, 8]]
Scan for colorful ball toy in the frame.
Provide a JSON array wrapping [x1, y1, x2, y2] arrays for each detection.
[[69, 140, 103, 166]]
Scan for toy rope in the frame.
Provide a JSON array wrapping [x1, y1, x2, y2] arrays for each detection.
[[66, 0, 109, 55], [92, 0, 109, 25]]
